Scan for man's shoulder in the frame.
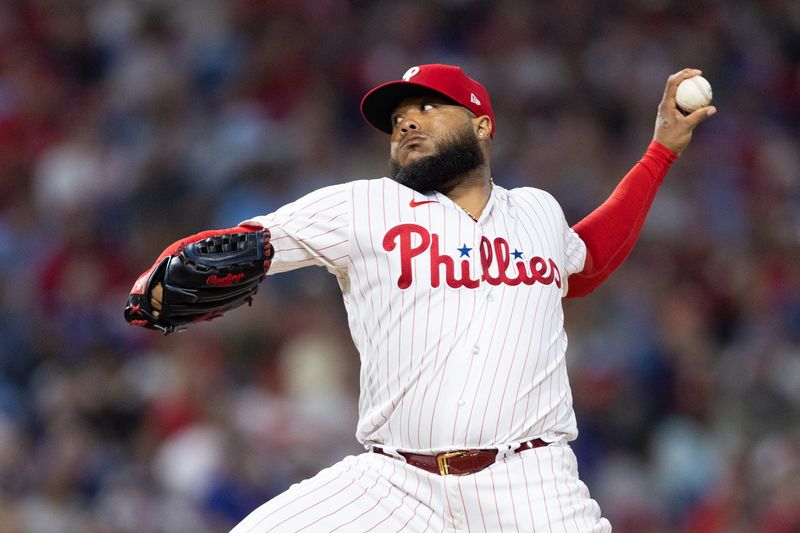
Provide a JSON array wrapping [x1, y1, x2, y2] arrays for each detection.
[[349, 177, 424, 198], [297, 177, 382, 199], [502, 184, 560, 206]]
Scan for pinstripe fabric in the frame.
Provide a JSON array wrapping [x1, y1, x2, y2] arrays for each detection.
[[230, 444, 610, 532], [236, 178, 608, 531], [242, 178, 586, 452]]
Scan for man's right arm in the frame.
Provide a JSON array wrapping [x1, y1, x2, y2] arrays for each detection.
[[239, 181, 354, 275], [127, 181, 354, 332]]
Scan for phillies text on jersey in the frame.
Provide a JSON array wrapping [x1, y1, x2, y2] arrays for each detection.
[[243, 177, 587, 453]]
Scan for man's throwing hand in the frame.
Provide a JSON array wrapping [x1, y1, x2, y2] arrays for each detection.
[[654, 68, 717, 155]]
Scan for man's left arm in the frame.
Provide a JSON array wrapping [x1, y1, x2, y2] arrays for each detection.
[[567, 68, 717, 298]]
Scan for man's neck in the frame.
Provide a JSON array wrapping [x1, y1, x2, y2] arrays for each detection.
[[443, 169, 493, 221]]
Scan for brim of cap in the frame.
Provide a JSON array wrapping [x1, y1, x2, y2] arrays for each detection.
[[360, 81, 459, 134]]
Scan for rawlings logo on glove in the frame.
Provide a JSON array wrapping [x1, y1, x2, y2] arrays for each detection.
[[206, 273, 246, 286], [124, 227, 273, 335]]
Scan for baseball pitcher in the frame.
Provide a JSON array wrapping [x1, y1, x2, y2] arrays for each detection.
[[125, 64, 715, 532]]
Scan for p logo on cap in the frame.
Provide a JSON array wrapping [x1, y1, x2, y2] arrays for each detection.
[[402, 66, 420, 81], [360, 64, 495, 137]]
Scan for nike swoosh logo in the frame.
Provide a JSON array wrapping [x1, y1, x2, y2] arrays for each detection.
[[409, 199, 439, 208]]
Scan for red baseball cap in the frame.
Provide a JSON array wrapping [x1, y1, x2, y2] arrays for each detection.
[[360, 64, 495, 137]]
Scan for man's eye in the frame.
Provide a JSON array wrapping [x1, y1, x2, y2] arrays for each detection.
[[422, 103, 435, 111]]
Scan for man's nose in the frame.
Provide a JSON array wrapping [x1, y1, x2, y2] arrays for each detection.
[[398, 116, 419, 133]]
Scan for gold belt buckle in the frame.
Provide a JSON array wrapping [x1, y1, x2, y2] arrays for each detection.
[[437, 450, 468, 476]]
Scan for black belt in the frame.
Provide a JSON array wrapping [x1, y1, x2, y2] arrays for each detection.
[[372, 438, 549, 476]]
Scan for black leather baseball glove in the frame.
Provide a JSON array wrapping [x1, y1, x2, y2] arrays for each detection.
[[124, 228, 273, 335]]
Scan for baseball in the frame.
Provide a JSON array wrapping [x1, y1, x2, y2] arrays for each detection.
[[675, 75, 713, 113]]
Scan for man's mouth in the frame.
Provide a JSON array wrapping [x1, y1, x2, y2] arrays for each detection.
[[399, 134, 427, 150]]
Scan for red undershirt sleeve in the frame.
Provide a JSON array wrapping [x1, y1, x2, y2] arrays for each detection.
[[566, 141, 677, 298]]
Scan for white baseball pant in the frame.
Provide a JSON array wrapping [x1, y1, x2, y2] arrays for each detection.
[[230, 442, 611, 532]]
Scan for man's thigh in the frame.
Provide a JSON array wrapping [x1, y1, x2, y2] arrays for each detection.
[[231, 444, 611, 532], [230, 453, 444, 533], [454, 443, 612, 532]]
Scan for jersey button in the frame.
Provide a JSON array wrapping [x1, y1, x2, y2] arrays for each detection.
[[472, 346, 480, 355], [487, 294, 495, 302], [457, 400, 466, 407]]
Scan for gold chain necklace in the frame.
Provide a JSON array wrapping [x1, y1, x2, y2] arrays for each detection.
[[459, 177, 494, 221], [460, 206, 479, 222]]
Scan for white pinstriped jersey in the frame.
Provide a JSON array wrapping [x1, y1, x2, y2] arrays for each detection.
[[243, 177, 587, 453]]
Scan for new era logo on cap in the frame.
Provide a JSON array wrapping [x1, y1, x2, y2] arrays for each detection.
[[360, 64, 495, 136]]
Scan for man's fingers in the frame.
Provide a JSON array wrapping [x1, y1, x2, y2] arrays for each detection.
[[151, 283, 163, 317], [662, 68, 704, 106], [684, 105, 717, 128]]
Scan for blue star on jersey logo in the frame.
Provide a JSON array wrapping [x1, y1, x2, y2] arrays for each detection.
[[457, 244, 472, 258], [512, 249, 524, 260]]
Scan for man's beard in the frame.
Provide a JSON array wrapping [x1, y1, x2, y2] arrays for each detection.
[[389, 126, 485, 194]]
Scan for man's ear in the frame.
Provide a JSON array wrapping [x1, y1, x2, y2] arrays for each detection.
[[474, 115, 492, 138]]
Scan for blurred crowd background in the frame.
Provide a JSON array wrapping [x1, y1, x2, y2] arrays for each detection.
[[0, 0, 799, 531]]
